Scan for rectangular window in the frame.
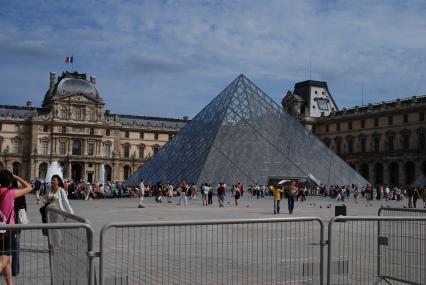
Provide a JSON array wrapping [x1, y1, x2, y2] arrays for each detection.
[[59, 142, 66, 155], [154, 133, 159, 140], [348, 122, 352, 130], [419, 133, 425, 150], [76, 108, 82, 121], [403, 114, 408, 123], [336, 141, 342, 155], [106, 129, 110, 136], [374, 137, 380, 152], [124, 145, 130, 158], [326, 125, 329, 132], [388, 136, 394, 151], [125, 131, 129, 138], [90, 128, 95, 135], [374, 118, 379, 127], [88, 143, 94, 156], [140, 132, 144, 139], [104, 144, 110, 158], [13, 140, 21, 154], [43, 125, 48, 132], [361, 120, 365, 129], [360, 138, 366, 153], [420, 112, 425, 122], [348, 140, 353, 154], [336, 123, 340, 132], [41, 141, 48, 155], [62, 126, 66, 134], [388, 116, 393, 125], [403, 135, 410, 151]]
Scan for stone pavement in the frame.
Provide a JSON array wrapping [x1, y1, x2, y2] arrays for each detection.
[[22, 194, 418, 285]]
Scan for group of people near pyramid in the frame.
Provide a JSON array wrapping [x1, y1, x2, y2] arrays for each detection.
[[134, 178, 426, 213]]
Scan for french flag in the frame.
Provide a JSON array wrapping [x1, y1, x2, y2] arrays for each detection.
[[65, 56, 73, 64]]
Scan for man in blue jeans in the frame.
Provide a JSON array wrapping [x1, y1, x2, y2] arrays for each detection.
[[287, 181, 297, 214]]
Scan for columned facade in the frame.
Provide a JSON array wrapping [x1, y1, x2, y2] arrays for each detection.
[[0, 71, 187, 182]]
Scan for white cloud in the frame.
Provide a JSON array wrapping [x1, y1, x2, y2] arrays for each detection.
[[1, 0, 426, 116]]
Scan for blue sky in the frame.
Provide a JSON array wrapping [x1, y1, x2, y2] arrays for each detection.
[[1, 0, 426, 118]]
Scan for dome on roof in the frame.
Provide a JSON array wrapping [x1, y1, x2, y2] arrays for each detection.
[[56, 78, 99, 98], [42, 71, 102, 106]]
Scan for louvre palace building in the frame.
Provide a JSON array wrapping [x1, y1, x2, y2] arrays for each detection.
[[283, 80, 426, 187], [0, 71, 187, 182]]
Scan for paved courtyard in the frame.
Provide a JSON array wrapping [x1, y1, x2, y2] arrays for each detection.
[[21, 194, 422, 285]]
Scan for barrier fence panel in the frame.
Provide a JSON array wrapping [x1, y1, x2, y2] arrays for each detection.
[[378, 207, 426, 217], [99, 217, 325, 285], [377, 208, 426, 285], [46, 207, 95, 285], [327, 216, 426, 285], [0, 223, 94, 285]]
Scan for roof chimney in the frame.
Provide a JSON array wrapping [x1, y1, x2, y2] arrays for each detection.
[[49, 72, 56, 93], [90, 76, 96, 85], [26, 101, 32, 107]]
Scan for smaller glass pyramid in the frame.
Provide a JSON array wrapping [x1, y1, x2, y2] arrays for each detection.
[[127, 75, 367, 187]]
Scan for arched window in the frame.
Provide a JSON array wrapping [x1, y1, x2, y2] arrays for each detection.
[[152, 145, 160, 154], [38, 162, 48, 180], [374, 163, 384, 185], [360, 163, 369, 181], [72, 140, 82, 155], [388, 162, 399, 186], [89, 108, 96, 121], [404, 161, 415, 185], [123, 165, 132, 180], [61, 106, 68, 120]]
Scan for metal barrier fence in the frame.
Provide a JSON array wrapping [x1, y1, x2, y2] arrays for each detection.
[[99, 217, 325, 285], [378, 207, 426, 217], [46, 207, 95, 285], [327, 216, 426, 285], [0, 223, 94, 285]]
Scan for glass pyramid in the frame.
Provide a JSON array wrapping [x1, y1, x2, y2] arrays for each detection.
[[127, 75, 367, 187]]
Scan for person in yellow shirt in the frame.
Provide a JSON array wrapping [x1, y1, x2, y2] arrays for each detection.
[[270, 186, 284, 214]]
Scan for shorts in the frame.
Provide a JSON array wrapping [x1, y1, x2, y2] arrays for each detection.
[[0, 232, 17, 256], [202, 192, 208, 199]]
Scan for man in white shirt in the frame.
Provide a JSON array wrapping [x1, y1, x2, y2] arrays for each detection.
[[138, 178, 145, 208]]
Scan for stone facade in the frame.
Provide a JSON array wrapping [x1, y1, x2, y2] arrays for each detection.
[[0, 71, 187, 182], [283, 80, 426, 187]]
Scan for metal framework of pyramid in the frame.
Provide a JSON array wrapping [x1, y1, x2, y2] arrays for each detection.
[[127, 75, 367, 187]]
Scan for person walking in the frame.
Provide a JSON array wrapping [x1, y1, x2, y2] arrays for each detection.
[[0, 170, 32, 284], [234, 185, 241, 206], [179, 182, 188, 206], [271, 186, 283, 214], [138, 179, 145, 208], [167, 183, 174, 204], [217, 183, 225, 207], [287, 181, 297, 214], [201, 183, 208, 206], [207, 184, 213, 205]]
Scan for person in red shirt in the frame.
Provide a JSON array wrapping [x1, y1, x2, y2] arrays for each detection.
[[0, 170, 32, 284]]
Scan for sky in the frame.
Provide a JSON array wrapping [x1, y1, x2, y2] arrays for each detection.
[[1, 0, 426, 118]]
